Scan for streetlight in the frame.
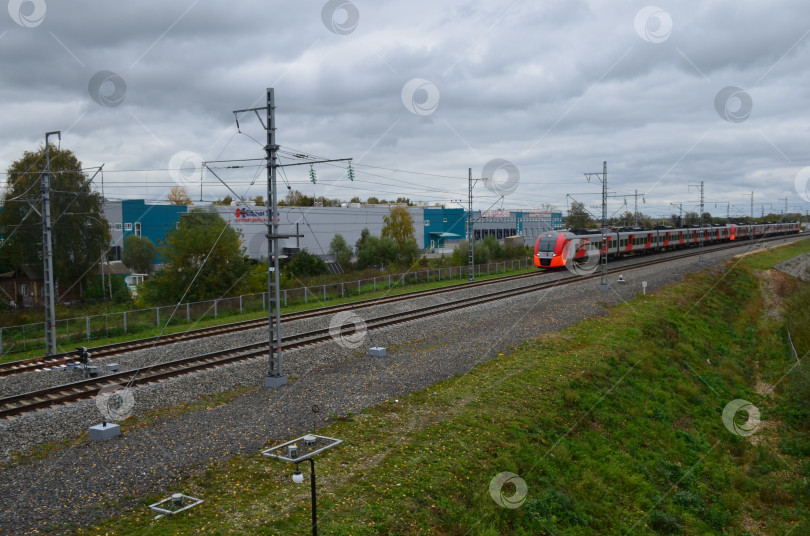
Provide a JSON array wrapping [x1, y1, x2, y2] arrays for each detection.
[[262, 433, 342, 536]]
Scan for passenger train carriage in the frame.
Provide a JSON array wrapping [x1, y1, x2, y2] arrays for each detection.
[[534, 222, 801, 268]]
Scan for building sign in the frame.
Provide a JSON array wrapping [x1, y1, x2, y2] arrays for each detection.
[[481, 209, 510, 218], [526, 211, 552, 219], [234, 208, 270, 223]]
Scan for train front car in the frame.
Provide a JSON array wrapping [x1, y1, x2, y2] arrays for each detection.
[[534, 231, 570, 268]]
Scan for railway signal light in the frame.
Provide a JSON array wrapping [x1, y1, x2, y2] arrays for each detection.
[[76, 346, 91, 364]]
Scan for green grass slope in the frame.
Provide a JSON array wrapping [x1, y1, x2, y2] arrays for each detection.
[[77, 246, 810, 535]]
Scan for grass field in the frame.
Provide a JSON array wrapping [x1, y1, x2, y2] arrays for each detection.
[[54, 238, 810, 534]]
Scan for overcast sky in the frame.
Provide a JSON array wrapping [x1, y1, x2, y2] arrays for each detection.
[[1, 0, 809, 219]]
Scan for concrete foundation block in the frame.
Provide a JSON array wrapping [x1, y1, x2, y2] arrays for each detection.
[[105, 363, 120, 372], [264, 375, 288, 388], [369, 346, 387, 357], [89, 423, 121, 441]]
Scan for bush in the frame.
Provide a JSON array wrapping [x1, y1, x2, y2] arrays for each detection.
[[451, 240, 491, 265], [482, 235, 502, 259], [289, 250, 329, 278], [356, 235, 400, 269], [82, 275, 132, 304]]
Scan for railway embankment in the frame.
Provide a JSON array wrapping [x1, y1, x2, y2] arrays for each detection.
[[63, 242, 810, 534]]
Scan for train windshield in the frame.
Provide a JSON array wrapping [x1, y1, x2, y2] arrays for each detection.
[[538, 235, 557, 252]]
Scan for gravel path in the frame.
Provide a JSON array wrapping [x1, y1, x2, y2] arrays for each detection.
[[0, 236, 802, 535]]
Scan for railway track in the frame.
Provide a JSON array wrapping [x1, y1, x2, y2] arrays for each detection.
[[0, 269, 542, 377], [0, 234, 800, 419], [0, 233, 799, 379]]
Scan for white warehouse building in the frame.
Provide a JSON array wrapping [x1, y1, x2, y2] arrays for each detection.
[[206, 204, 425, 259]]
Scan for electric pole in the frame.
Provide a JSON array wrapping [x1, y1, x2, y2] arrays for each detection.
[[232, 89, 289, 388], [741, 192, 753, 221], [689, 181, 705, 264], [670, 202, 683, 226], [232, 89, 348, 387], [467, 168, 475, 282], [585, 161, 608, 290], [42, 131, 60, 356]]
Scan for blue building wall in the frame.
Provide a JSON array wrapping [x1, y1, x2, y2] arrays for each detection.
[[423, 207, 466, 247], [121, 200, 188, 254]]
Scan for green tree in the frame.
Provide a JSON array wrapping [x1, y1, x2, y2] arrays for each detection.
[[254, 195, 264, 206], [289, 250, 329, 277], [213, 195, 233, 206], [482, 235, 503, 259], [0, 145, 110, 299], [355, 228, 371, 255], [565, 201, 592, 229], [122, 234, 158, 275], [366, 196, 380, 204], [398, 238, 419, 266], [329, 234, 353, 267], [82, 275, 131, 303], [382, 206, 416, 250], [451, 240, 491, 265], [356, 235, 400, 269], [139, 209, 248, 304]]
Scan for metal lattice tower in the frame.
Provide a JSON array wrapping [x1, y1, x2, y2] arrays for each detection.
[[42, 131, 60, 356], [690, 181, 705, 264], [232, 89, 346, 387], [265, 89, 285, 385], [467, 168, 474, 282], [741, 192, 753, 220], [585, 161, 608, 290], [699, 181, 704, 264]]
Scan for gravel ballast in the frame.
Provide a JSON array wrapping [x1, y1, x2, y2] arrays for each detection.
[[0, 236, 803, 534]]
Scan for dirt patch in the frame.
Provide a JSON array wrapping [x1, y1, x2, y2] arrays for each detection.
[[741, 511, 769, 536], [755, 380, 775, 396]]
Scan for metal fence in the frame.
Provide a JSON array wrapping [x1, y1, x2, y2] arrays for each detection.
[[0, 258, 532, 355]]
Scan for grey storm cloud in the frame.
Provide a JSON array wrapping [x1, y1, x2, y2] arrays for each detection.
[[1, 0, 809, 217]]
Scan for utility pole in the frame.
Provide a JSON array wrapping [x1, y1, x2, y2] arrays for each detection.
[[689, 181, 705, 264], [778, 197, 788, 221], [232, 89, 347, 387], [669, 202, 683, 226], [42, 131, 60, 356], [264, 89, 285, 387], [467, 168, 474, 282], [634, 189, 638, 226], [741, 192, 753, 221], [585, 161, 608, 290], [232, 89, 288, 388]]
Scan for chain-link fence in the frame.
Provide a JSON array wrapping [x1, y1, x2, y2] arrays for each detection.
[[0, 258, 532, 355]]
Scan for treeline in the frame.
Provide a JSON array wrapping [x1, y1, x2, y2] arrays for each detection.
[[565, 200, 805, 230]]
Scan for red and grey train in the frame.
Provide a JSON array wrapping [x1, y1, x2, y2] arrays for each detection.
[[534, 222, 801, 269]]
